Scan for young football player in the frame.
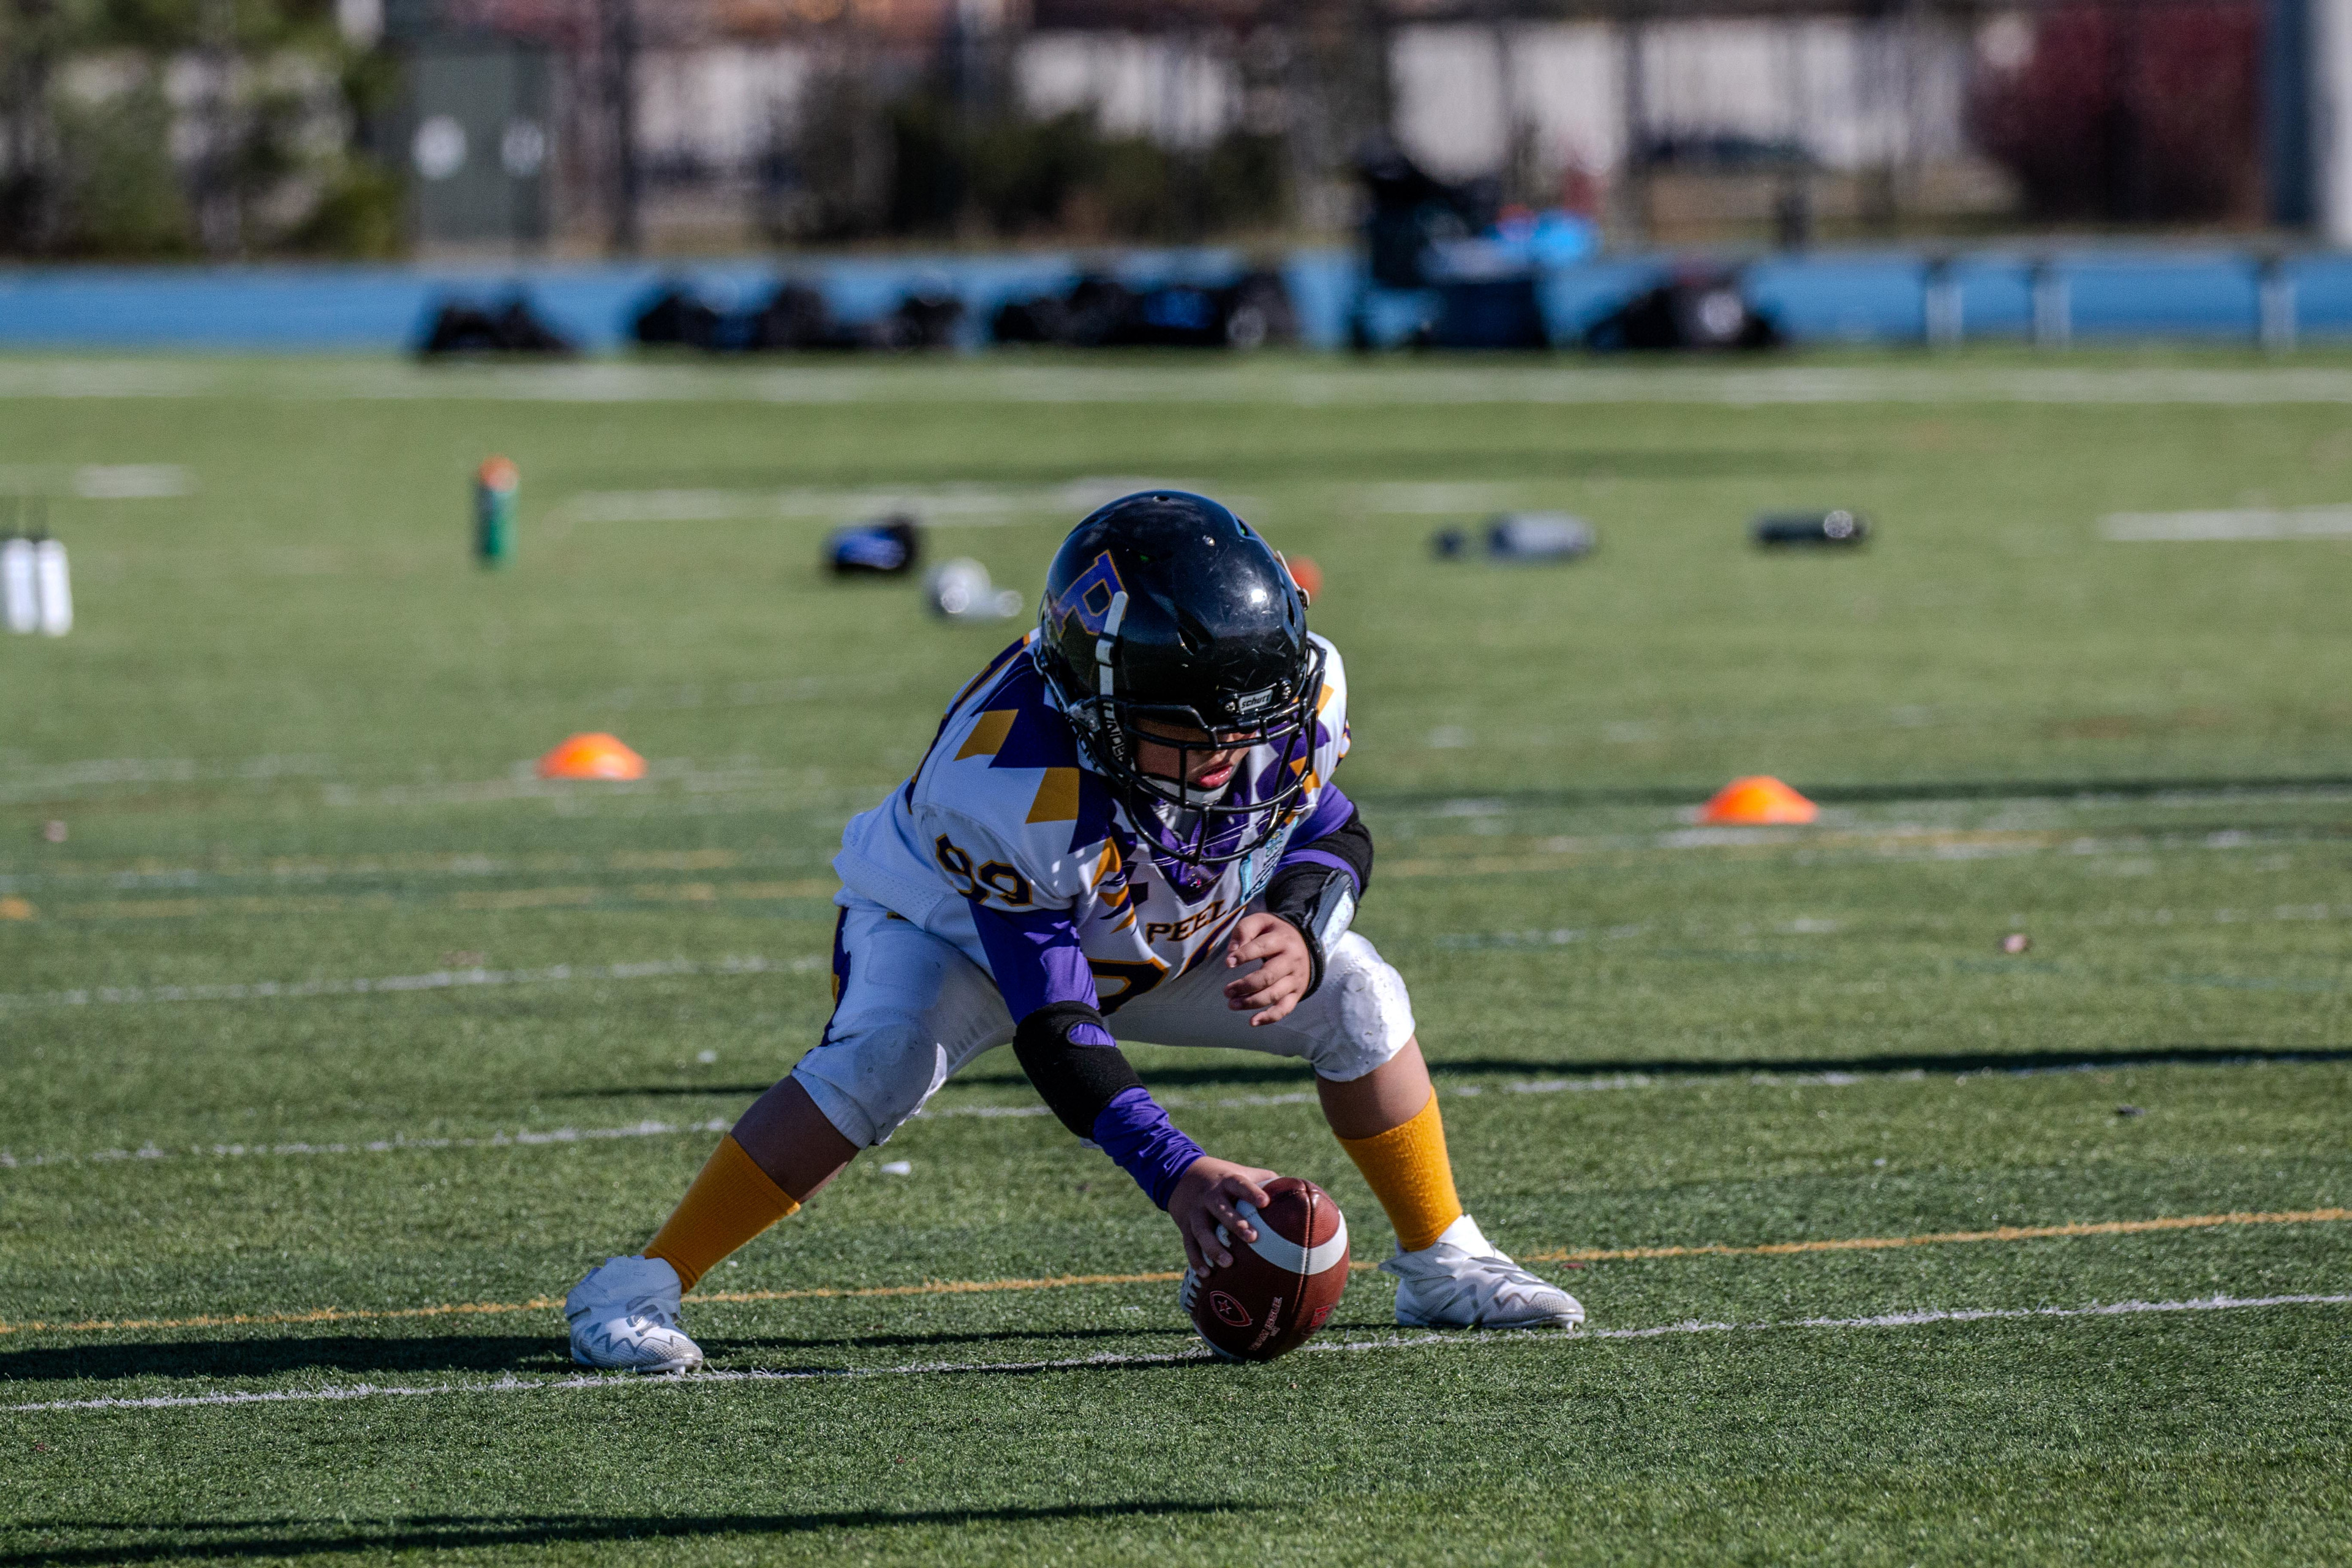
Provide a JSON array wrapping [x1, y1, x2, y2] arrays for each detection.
[[566, 491, 1582, 1371]]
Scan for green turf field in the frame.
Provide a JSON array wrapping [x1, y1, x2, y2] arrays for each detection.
[[0, 350, 2346, 1564]]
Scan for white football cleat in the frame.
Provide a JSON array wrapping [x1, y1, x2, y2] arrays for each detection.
[[565, 1254, 704, 1373], [1380, 1215, 1585, 1331]]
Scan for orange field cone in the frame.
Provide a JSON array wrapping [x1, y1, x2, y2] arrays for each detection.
[[538, 732, 646, 781], [1287, 555, 1324, 603], [1699, 775, 1817, 825]]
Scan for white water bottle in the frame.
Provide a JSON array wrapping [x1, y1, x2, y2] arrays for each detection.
[[1, 535, 35, 634], [34, 537, 70, 635]]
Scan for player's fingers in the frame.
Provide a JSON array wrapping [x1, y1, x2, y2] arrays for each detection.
[[1224, 916, 1267, 966], [1246, 960, 1302, 994], [1191, 1212, 1235, 1269], [1251, 987, 1308, 1025], [1229, 986, 1291, 1016], [1230, 1173, 1274, 1209], [1218, 1183, 1262, 1233], [1225, 963, 1295, 996], [1224, 973, 1282, 1006], [1227, 932, 1278, 964], [1235, 963, 1302, 998], [1251, 955, 1302, 986], [1240, 915, 1299, 959], [1207, 1193, 1257, 1244]]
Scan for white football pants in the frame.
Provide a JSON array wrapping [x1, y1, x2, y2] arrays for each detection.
[[790, 892, 1417, 1148]]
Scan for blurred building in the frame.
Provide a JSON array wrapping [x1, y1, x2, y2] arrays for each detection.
[[0, 0, 2321, 258]]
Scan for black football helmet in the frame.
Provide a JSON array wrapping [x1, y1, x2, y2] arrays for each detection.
[[1033, 491, 1323, 867]]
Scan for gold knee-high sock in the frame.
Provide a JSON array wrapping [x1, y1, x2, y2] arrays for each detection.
[[643, 1134, 799, 1291], [1336, 1094, 1463, 1253]]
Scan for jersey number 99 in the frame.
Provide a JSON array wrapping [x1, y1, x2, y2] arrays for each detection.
[[935, 834, 1033, 908]]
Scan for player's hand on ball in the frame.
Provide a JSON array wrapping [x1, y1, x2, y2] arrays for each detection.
[[1224, 914, 1311, 1025], [1169, 1157, 1278, 1274]]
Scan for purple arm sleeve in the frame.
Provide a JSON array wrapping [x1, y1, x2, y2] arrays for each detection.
[[971, 903, 1199, 1202], [1273, 784, 1361, 891], [968, 900, 1112, 1046], [1089, 1085, 1206, 1209]]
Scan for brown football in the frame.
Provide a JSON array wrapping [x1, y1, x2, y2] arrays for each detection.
[[1180, 1176, 1349, 1363]]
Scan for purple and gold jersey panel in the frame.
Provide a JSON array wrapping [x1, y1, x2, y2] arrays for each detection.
[[1286, 783, 1354, 846], [832, 633, 1352, 1019], [1302, 634, 1351, 797], [910, 651, 1118, 909], [900, 635, 1036, 813], [834, 636, 1128, 992]]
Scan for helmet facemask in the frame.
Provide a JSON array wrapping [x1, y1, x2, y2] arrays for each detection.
[[1031, 491, 1322, 872], [1052, 625, 1325, 870]]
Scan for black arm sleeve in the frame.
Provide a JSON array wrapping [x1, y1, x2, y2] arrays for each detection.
[[1011, 1000, 1140, 1139], [1265, 805, 1373, 911], [1262, 807, 1374, 999]]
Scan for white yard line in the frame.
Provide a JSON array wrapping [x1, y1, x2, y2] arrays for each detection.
[[6, 1044, 2334, 1171], [2101, 506, 2352, 541], [7, 1293, 2344, 1417], [0, 755, 338, 805], [0, 1118, 735, 1170], [10, 856, 2340, 1006], [0, 954, 814, 1012], [0, 462, 195, 498], [0, 759, 846, 810], [1352, 481, 1526, 513], [550, 477, 1206, 527]]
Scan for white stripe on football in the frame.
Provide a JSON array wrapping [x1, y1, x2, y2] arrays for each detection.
[[1233, 1199, 1349, 1276]]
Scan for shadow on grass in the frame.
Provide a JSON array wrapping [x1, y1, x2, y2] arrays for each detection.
[[708, 1312, 1406, 1360], [0, 1335, 568, 1385], [706, 1325, 1197, 1355], [559, 1045, 2346, 1104], [2, 1324, 1365, 1386], [560, 1082, 793, 1098], [0, 1503, 1243, 1565], [965, 1044, 2349, 1090]]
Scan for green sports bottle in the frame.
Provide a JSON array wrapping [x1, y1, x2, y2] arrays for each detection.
[[475, 456, 518, 566]]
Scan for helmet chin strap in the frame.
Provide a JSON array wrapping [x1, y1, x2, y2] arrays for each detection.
[[1164, 770, 1237, 812]]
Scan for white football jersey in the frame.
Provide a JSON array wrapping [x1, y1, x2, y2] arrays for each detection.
[[834, 631, 1351, 1012]]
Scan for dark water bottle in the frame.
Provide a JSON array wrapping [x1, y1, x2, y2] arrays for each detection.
[[1753, 509, 1868, 547]]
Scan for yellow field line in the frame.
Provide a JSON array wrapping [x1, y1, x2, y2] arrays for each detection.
[[1525, 1207, 2352, 1264], [1, 1207, 2342, 1340], [699, 1270, 1189, 1306]]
